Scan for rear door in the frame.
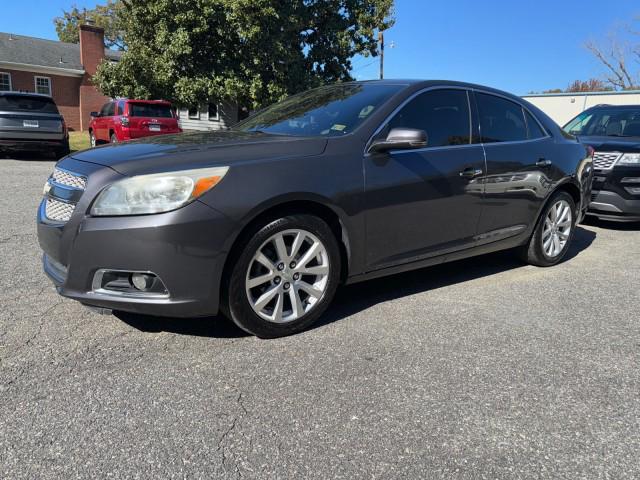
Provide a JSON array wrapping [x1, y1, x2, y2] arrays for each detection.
[[126, 102, 178, 138], [473, 91, 554, 243], [0, 95, 64, 141]]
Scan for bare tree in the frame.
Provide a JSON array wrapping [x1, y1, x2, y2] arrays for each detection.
[[586, 22, 640, 90]]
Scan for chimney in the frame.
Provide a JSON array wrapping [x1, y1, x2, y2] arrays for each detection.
[[78, 24, 109, 131], [79, 23, 105, 76]]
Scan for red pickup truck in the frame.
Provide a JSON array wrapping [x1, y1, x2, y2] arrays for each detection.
[[88, 99, 182, 146]]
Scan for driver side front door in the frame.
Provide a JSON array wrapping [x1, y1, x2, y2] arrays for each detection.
[[364, 88, 486, 270]]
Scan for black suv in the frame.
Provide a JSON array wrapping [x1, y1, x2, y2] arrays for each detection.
[[564, 105, 640, 222], [0, 92, 70, 158]]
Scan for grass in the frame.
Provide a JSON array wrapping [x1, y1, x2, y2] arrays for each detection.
[[69, 131, 91, 152]]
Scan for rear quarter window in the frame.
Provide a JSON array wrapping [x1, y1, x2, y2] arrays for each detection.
[[129, 103, 173, 118], [0, 95, 59, 114]]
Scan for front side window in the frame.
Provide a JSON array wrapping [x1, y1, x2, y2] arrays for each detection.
[[236, 83, 404, 137], [386, 89, 472, 147], [104, 102, 115, 117], [99, 102, 110, 116], [476, 93, 527, 143], [0, 72, 11, 91], [35, 76, 51, 96]]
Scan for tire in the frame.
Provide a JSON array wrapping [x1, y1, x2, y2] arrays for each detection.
[[518, 190, 576, 267], [225, 214, 341, 338], [110, 133, 118, 144], [89, 131, 96, 148]]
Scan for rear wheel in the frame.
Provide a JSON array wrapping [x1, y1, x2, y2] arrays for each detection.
[[519, 191, 576, 267], [225, 214, 341, 338], [54, 145, 70, 159]]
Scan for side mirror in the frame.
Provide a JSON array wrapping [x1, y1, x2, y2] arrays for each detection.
[[90, 111, 99, 118], [368, 128, 428, 153]]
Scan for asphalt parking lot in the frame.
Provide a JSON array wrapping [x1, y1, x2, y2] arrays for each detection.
[[1, 157, 639, 479]]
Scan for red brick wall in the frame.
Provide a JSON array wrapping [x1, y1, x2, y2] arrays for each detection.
[[1, 68, 82, 130], [79, 25, 110, 131]]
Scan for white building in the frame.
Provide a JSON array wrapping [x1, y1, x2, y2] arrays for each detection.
[[522, 90, 640, 127], [176, 100, 239, 131]]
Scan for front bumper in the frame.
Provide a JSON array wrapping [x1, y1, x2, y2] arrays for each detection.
[[38, 180, 238, 317], [587, 167, 640, 222]]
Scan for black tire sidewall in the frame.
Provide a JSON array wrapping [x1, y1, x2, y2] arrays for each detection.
[[226, 214, 341, 338], [530, 191, 577, 266]]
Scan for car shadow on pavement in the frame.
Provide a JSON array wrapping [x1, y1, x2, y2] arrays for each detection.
[[314, 225, 596, 331], [115, 227, 596, 339], [581, 216, 640, 231]]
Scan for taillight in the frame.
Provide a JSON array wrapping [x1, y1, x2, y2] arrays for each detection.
[[120, 116, 130, 127]]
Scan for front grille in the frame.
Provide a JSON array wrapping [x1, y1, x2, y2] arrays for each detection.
[[44, 167, 86, 223], [591, 191, 599, 202], [593, 152, 622, 170], [52, 168, 87, 189], [45, 198, 75, 222]]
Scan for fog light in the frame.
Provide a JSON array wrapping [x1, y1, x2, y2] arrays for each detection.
[[131, 273, 154, 291]]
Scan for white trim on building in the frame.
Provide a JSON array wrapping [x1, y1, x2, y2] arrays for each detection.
[[522, 90, 640, 126], [0, 71, 11, 91], [34, 75, 51, 96], [0, 61, 84, 78]]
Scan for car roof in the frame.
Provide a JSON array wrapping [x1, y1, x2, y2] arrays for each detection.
[[118, 99, 172, 105], [0, 91, 54, 100]]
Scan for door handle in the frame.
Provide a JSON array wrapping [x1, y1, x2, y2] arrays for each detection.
[[459, 167, 483, 178], [536, 158, 552, 167]]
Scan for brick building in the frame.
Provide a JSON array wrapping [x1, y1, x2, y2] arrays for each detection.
[[0, 25, 120, 131]]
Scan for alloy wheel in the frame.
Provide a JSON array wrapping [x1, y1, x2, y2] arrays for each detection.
[[245, 229, 330, 324], [542, 199, 572, 258]]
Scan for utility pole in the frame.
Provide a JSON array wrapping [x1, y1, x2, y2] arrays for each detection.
[[378, 31, 384, 80]]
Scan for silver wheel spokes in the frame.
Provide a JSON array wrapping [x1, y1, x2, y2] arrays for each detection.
[[542, 200, 572, 258], [246, 229, 330, 324]]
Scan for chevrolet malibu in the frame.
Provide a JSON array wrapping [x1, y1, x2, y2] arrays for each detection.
[[37, 81, 593, 338]]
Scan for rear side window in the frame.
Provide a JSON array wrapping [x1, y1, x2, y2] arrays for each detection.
[[129, 103, 173, 118], [476, 93, 527, 143], [525, 110, 547, 139], [387, 89, 471, 147], [0, 95, 59, 114]]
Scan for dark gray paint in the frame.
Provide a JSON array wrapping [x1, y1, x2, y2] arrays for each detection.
[[37, 80, 593, 317]]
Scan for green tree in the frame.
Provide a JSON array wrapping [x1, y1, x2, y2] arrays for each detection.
[[93, 0, 394, 109], [54, 0, 126, 50]]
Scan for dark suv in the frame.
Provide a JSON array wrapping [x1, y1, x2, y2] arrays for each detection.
[[0, 92, 70, 158], [37, 80, 593, 338], [564, 105, 640, 222]]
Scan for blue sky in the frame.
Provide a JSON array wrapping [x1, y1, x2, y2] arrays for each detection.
[[1, 0, 638, 95]]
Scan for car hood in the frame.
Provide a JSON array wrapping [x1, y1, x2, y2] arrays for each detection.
[[576, 135, 640, 153], [69, 130, 328, 176]]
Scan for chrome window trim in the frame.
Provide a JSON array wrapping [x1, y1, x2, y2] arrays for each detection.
[[365, 85, 475, 155]]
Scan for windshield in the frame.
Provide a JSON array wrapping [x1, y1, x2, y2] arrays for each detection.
[[564, 108, 640, 137], [235, 83, 404, 137], [0, 95, 59, 114], [129, 103, 174, 118]]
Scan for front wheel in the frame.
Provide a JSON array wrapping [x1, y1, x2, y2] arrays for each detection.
[[89, 131, 96, 148], [519, 191, 576, 267], [110, 133, 118, 144], [225, 214, 341, 338]]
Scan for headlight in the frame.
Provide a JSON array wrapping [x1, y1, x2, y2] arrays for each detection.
[[91, 166, 229, 216], [618, 153, 640, 166]]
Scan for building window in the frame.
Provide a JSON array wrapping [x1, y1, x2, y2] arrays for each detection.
[[208, 103, 219, 121], [35, 76, 51, 96], [188, 106, 199, 119], [0, 72, 11, 91]]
